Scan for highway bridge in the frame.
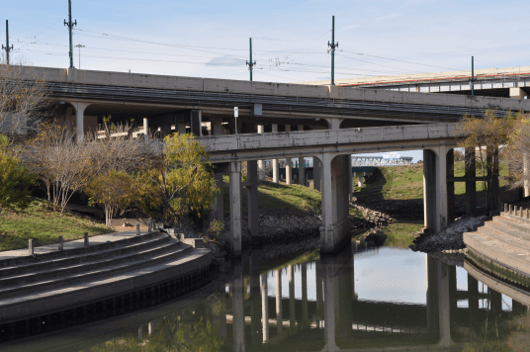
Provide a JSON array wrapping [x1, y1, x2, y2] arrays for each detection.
[[17, 66, 530, 255]]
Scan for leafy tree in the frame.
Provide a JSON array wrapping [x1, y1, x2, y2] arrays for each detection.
[[146, 133, 217, 228], [504, 113, 530, 192], [456, 110, 514, 210], [0, 134, 34, 215], [86, 170, 138, 228]]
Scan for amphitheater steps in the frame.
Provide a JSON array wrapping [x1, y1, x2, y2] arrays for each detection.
[[0, 230, 212, 324], [464, 208, 530, 276]]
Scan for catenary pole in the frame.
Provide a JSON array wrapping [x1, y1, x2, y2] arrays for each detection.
[[328, 16, 338, 85], [246, 38, 256, 81], [64, 0, 77, 68], [2, 20, 14, 65]]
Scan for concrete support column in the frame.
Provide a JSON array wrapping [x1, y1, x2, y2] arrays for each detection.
[[447, 149, 455, 224], [246, 160, 259, 237], [229, 162, 242, 256], [213, 173, 224, 222], [258, 125, 265, 180], [357, 173, 365, 187], [313, 157, 321, 191], [261, 273, 269, 343], [143, 117, 149, 140], [272, 124, 279, 183], [73, 102, 90, 142], [288, 265, 296, 332], [523, 153, 530, 198], [319, 153, 351, 254], [465, 148, 477, 216], [285, 125, 292, 185], [178, 122, 187, 135], [423, 146, 449, 234], [275, 269, 283, 334], [348, 155, 353, 202], [232, 261, 246, 352], [160, 124, 172, 138], [190, 110, 202, 136], [299, 157, 306, 186], [510, 87, 529, 99], [298, 126, 305, 186], [211, 117, 223, 136]]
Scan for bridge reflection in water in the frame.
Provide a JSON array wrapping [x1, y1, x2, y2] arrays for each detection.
[[5, 245, 529, 351], [223, 245, 529, 351]]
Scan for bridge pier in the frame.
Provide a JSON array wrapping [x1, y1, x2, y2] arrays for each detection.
[[68, 101, 90, 141], [319, 154, 351, 254], [313, 157, 321, 191], [246, 160, 259, 237], [423, 146, 452, 234], [272, 124, 279, 183], [229, 161, 243, 256], [299, 157, 306, 186]]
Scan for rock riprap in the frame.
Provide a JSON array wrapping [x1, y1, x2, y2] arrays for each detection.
[[410, 216, 486, 253]]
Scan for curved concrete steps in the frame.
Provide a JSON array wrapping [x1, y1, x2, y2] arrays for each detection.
[[464, 209, 530, 276], [0, 230, 212, 325]]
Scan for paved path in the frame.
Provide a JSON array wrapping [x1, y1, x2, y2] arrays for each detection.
[[0, 230, 149, 261]]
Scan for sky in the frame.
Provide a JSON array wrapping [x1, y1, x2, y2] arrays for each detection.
[[4, 0, 530, 161]]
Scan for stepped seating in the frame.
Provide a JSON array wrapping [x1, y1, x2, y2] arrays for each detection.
[[464, 205, 530, 276], [0, 231, 212, 325]]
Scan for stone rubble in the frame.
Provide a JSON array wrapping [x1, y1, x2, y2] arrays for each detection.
[[410, 216, 487, 253]]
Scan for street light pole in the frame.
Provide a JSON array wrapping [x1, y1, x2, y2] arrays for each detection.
[[75, 44, 85, 69]]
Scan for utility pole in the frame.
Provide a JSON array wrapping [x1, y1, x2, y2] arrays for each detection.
[[328, 16, 338, 85], [470, 56, 475, 96], [2, 20, 14, 65], [246, 38, 256, 81], [75, 44, 85, 69], [64, 0, 77, 68]]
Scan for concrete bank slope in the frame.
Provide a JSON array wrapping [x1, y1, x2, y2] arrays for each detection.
[[0, 230, 212, 341], [464, 206, 530, 286]]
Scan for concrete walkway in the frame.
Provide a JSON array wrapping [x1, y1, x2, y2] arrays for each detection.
[[0, 230, 148, 261]]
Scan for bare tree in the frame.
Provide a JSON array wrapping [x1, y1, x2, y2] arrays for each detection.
[[24, 118, 152, 213], [504, 114, 530, 191], [0, 62, 48, 136]]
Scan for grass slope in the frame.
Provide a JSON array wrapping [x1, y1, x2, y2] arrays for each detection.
[[223, 180, 363, 218], [356, 161, 510, 201], [0, 198, 113, 251]]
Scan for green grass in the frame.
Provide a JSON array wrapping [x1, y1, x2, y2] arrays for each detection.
[[0, 198, 113, 251], [364, 222, 424, 248], [356, 161, 511, 202], [223, 178, 363, 218]]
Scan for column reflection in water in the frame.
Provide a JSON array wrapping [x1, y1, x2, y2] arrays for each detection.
[[232, 259, 246, 352], [302, 263, 309, 326], [276, 269, 283, 334], [426, 254, 452, 347], [319, 243, 353, 351], [289, 264, 296, 332], [261, 273, 269, 343], [249, 251, 262, 345]]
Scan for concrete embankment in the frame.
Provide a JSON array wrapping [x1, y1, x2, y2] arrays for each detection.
[[0, 230, 212, 341], [463, 205, 530, 280]]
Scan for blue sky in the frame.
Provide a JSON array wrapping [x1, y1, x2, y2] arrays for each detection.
[[4, 1, 529, 161], [5, 0, 530, 82]]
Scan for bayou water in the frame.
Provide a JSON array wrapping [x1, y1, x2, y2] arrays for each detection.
[[2, 243, 530, 351]]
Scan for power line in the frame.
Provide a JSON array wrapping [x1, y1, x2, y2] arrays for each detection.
[[340, 50, 461, 71]]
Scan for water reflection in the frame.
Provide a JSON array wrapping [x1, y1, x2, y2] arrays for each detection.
[[4, 245, 530, 351]]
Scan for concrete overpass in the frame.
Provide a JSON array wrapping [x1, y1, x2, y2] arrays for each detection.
[[303, 66, 530, 98], [17, 66, 530, 255]]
